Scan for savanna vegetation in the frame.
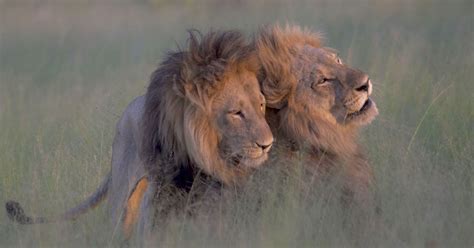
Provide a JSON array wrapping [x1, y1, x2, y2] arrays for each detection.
[[1, 0, 472, 247]]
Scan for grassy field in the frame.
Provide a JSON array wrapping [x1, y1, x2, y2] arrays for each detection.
[[1, 0, 472, 247]]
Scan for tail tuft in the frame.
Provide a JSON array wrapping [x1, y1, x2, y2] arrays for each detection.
[[6, 201, 32, 224]]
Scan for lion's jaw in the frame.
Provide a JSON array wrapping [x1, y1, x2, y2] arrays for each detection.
[[344, 97, 378, 126], [278, 105, 359, 156]]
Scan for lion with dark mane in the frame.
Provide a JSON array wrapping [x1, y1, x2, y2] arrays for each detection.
[[6, 30, 273, 239], [255, 24, 378, 204]]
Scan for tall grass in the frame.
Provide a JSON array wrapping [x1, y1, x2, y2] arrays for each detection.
[[1, 0, 472, 247]]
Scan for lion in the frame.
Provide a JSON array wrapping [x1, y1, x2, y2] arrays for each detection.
[[255, 24, 378, 205], [5, 29, 273, 239]]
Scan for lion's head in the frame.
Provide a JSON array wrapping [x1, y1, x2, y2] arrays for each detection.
[[141, 30, 273, 185], [256, 24, 378, 155]]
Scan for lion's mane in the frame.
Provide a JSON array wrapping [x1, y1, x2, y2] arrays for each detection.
[[140, 30, 260, 186], [256, 25, 322, 108], [256, 24, 373, 201]]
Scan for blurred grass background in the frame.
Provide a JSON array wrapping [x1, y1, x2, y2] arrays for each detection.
[[0, 0, 472, 247]]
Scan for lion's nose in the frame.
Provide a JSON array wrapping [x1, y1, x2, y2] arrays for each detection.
[[256, 140, 273, 153], [355, 77, 370, 92]]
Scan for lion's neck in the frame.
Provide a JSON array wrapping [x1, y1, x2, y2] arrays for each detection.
[[268, 108, 360, 164]]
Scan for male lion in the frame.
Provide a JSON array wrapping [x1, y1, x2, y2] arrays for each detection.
[[6, 30, 273, 239], [255, 24, 378, 204]]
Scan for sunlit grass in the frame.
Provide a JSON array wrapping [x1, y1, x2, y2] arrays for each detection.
[[1, 1, 472, 247]]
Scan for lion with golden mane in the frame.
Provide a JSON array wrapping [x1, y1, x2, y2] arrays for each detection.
[[6, 30, 273, 239], [255, 24, 378, 204]]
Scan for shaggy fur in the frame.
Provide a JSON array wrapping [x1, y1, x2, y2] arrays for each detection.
[[141, 30, 262, 185], [256, 24, 378, 203], [256, 25, 322, 109]]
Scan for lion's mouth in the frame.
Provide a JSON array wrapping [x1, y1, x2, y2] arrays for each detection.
[[347, 98, 372, 118], [344, 98, 378, 125]]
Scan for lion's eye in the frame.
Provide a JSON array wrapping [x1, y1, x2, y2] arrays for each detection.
[[229, 110, 244, 119], [312, 78, 331, 89], [319, 78, 330, 84], [260, 103, 265, 112]]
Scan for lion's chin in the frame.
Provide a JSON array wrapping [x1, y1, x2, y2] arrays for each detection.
[[346, 98, 378, 125], [232, 153, 268, 169]]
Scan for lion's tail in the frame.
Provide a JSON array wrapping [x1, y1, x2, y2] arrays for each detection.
[[5, 172, 111, 224]]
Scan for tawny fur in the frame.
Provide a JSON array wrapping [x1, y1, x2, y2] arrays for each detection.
[[256, 24, 378, 204], [140, 30, 262, 185]]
